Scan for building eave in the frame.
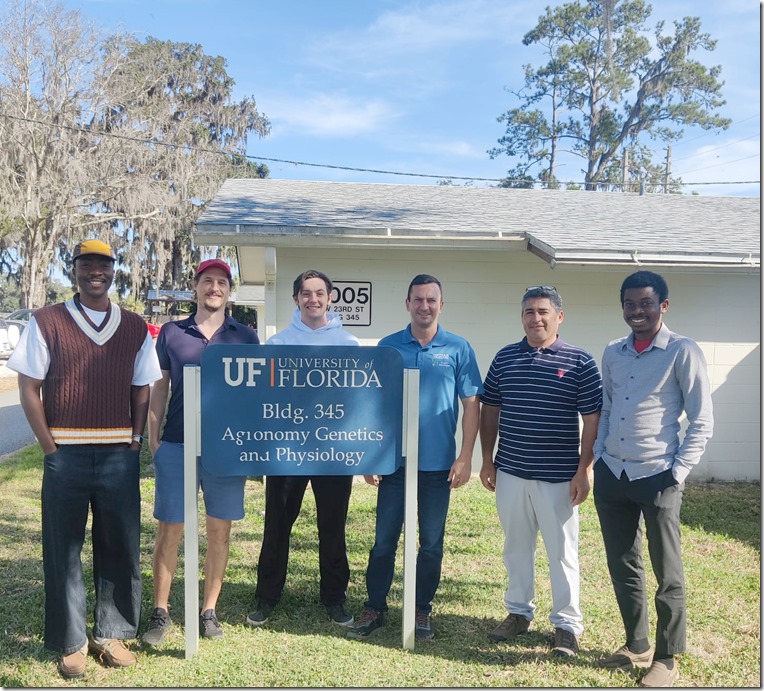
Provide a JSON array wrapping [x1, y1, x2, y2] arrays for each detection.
[[528, 238, 761, 270]]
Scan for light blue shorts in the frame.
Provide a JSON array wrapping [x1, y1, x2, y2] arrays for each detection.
[[153, 441, 246, 523]]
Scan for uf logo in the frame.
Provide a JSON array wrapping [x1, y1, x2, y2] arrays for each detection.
[[222, 357, 267, 387]]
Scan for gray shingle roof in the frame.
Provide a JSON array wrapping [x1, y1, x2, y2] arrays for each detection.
[[195, 179, 760, 266]]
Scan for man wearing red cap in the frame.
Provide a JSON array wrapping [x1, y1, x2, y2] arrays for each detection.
[[142, 257, 260, 646], [7, 239, 162, 678]]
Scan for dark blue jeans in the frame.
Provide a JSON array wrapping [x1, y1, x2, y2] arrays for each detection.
[[364, 467, 451, 614], [41, 445, 142, 653]]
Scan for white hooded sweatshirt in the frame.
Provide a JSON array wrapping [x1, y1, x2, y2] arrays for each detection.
[[266, 308, 360, 346]]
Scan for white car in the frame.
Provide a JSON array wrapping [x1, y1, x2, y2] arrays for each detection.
[[4, 309, 32, 350], [0, 317, 12, 357]]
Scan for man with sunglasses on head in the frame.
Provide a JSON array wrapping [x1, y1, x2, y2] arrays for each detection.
[[479, 286, 602, 658]]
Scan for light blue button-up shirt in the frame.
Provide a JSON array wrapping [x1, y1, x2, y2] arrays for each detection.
[[593, 323, 713, 484]]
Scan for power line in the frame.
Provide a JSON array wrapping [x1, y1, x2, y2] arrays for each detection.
[[0, 111, 759, 189], [671, 133, 760, 164]]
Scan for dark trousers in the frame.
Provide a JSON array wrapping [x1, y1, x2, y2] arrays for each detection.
[[593, 462, 686, 657], [365, 467, 451, 614], [255, 475, 352, 605], [42, 445, 141, 654]]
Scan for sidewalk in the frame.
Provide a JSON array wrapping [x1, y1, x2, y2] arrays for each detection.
[[0, 358, 18, 392]]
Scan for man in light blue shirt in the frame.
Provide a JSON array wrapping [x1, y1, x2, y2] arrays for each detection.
[[347, 274, 482, 641], [594, 270, 713, 688]]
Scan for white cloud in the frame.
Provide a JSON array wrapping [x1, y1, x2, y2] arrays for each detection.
[[305, 0, 534, 79], [401, 138, 486, 160], [264, 93, 400, 138]]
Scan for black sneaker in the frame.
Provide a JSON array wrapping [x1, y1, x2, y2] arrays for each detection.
[[246, 600, 275, 627], [347, 608, 386, 639], [200, 609, 224, 639], [415, 610, 435, 640], [326, 602, 354, 626], [141, 607, 171, 646]]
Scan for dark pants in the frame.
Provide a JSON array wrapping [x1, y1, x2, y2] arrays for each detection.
[[593, 462, 686, 657], [255, 475, 352, 605], [364, 467, 451, 614], [41, 445, 141, 654]]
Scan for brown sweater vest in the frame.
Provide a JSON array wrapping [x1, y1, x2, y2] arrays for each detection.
[[35, 301, 147, 444]]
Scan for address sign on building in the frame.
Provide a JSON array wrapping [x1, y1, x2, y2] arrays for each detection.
[[329, 281, 371, 326]]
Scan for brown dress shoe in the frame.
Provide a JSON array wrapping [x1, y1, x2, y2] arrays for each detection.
[[58, 642, 88, 678], [88, 638, 137, 668]]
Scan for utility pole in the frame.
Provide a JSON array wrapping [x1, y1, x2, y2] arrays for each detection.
[[622, 149, 629, 192], [664, 146, 672, 193]]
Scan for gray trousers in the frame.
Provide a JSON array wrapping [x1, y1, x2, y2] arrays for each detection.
[[593, 462, 686, 657]]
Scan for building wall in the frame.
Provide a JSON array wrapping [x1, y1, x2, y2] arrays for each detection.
[[264, 247, 760, 482]]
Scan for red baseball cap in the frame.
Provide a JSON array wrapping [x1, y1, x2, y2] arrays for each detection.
[[195, 258, 233, 281]]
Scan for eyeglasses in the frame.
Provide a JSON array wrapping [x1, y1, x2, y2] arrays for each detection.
[[525, 285, 557, 293]]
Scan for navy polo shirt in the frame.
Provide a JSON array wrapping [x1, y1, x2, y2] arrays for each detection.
[[156, 315, 260, 442], [481, 336, 602, 482], [379, 324, 483, 472]]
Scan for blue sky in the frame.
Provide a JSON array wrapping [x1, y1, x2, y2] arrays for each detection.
[[64, 0, 759, 196]]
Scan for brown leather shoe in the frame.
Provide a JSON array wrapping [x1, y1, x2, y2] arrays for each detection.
[[88, 638, 137, 668], [58, 642, 88, 678], [489, 613, 531, 642]]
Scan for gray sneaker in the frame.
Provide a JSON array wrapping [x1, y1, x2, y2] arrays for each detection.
[[415, 610, 435, 640], [489, 613, 530, 642], [347, 608, 386, 640], [141, 607, 171, 646], [200, 609, 224, 639], [246, 600, 275, 627], [326, 602, 354, 626]]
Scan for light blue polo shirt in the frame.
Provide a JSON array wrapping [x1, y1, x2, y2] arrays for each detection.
[[379, 325, 483, 472]]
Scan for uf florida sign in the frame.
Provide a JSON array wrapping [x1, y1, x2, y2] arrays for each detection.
[[199, 344, 404, 477]]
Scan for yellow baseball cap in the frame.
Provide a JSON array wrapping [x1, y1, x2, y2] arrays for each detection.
[[72, 239, 116, 261]]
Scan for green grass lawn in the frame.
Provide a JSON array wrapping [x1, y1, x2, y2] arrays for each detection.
[[0, 444, 760, 687]]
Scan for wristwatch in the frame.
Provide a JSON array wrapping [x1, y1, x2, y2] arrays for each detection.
[[132, 434, 144, 445]]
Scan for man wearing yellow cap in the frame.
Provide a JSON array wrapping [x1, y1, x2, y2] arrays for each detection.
[[7, 239, 162, 678]]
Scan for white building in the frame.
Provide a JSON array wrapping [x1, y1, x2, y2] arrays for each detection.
[[195, 179, 761, 482]]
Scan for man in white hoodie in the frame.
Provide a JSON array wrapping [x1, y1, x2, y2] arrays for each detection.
[[246, 269, 360, 628]]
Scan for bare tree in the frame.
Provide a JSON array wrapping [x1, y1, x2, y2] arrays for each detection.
[[0, 0, 122, 307], [97, 37, 270, 299], [0, 2, 270, 307]]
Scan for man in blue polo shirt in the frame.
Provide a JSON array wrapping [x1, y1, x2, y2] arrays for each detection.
[[479, 286, 601, 657], [347, 274, 482, 641], [141, 259, 260, 646]]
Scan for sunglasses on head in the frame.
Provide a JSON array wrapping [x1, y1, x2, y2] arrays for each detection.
[[525, 285, 557, 292]]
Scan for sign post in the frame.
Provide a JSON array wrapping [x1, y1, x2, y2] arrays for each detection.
[[182, 365, 201, 659], [401, 368, 419, 651], [182, 345, 418, 657]]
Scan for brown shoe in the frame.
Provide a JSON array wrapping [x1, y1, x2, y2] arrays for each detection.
[[89, 638, 137, 668], [600, 644, 654, 670], [489, 613, 530, 642], [58, 642, 88, 678], [552, 627, 580, 657], [640, 659, 679, 687]]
